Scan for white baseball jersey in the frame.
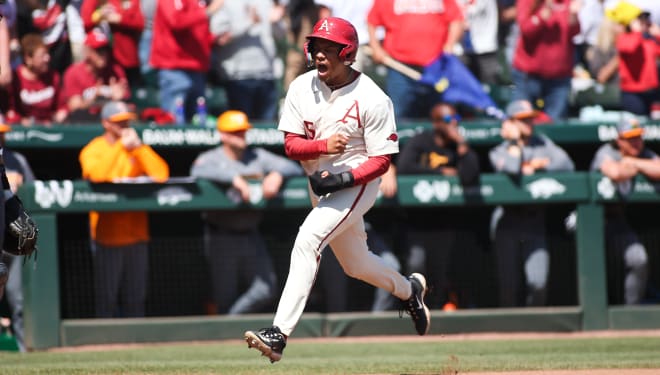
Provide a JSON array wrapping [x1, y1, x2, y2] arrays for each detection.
[[272, 69, 412, 336], [278, 69, 399, 176]]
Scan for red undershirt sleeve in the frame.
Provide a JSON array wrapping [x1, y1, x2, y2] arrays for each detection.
[[284, 132, 328, 160], [351, 154, 391, 185]]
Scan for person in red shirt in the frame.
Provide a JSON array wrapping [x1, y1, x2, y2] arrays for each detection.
[[61, 28, 130, 123], [616, 11, 660, 116], [511, 0, 581, 121], [6, 33, 68, 126], [367, 0, 465, 120], [80, 0, 144, 88], [150, 0, 223, 125]]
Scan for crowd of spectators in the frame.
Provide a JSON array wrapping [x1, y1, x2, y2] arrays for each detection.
[[1, 0, 660, 126]]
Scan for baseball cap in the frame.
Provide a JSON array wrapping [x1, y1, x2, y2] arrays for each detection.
[[506, 100, 538, 120], [217, 110, 252, 133], [617, 117, 644, 139], [85, 28, 110, 49], [101, 101, 137, 122], [605, 1, 643, 26]]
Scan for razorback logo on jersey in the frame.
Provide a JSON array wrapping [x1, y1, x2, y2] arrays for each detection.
[[387, 133, 398, 142]]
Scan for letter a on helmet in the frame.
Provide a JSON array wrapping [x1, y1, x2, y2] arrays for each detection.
[[304, 17, 359, 66]]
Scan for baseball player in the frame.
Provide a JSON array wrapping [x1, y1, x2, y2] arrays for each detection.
[[489, 99, 575, 307], [590, 118, 659, 304], [397, 102, 481, 310], [190, 110, 304, 314], [244, 17, 430, 363]]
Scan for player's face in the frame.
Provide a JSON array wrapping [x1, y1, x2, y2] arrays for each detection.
[[26, 46, 51, 75], [617, 136, 644, 157], [105, 119, 131, 137], [515, 117, 534, 137], [311, 39, 346, 85], [221, 130, 248, 152], [430, 104, 459, 138]]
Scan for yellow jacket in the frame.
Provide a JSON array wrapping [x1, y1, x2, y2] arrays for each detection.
[[79, 136, 170, 246]]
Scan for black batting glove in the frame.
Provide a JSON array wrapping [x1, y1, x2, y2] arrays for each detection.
[[309, 170, 355, 196]]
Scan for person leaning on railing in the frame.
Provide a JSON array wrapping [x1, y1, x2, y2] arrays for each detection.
[[190, 110, 303, 315], [589, 117, 660, 305], [489, 99, 575, 308]]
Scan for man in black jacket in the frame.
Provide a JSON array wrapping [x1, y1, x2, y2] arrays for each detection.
[[397, 102, 480, 184], [397, 102, 481, 310]]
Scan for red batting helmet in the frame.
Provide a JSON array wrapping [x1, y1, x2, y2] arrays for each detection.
[[304, 17, 359, 66]]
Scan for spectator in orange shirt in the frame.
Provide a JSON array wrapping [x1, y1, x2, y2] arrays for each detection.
[[79, 100, 170, 318]]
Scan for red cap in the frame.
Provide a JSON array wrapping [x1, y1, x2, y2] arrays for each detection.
[[85, 28, 109, 49]]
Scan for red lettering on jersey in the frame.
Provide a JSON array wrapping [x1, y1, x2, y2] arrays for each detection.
[[303, 120, 316, 139], [387, 133, 398, 142], [338, 101, 361, 128]]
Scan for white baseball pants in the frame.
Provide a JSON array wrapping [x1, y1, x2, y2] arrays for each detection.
[[273, 179, 412, 336]]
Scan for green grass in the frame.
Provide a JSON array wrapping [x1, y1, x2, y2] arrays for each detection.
[[0, 336, 659, 374]]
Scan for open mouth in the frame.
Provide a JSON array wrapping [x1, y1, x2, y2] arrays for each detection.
[[316, 62, 329, 74], [316, 62, 330, 79]]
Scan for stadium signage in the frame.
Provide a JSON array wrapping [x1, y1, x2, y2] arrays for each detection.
[[33, 180, 120, 209], [597, 124, 660, 142], [141, 128, 219, 146], [411, 179, 495, 203]]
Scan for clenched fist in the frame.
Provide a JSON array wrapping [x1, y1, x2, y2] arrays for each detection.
[[326, 133, 349, 154]]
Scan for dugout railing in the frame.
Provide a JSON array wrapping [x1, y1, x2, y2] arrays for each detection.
[[16, 171, 660, 350]]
